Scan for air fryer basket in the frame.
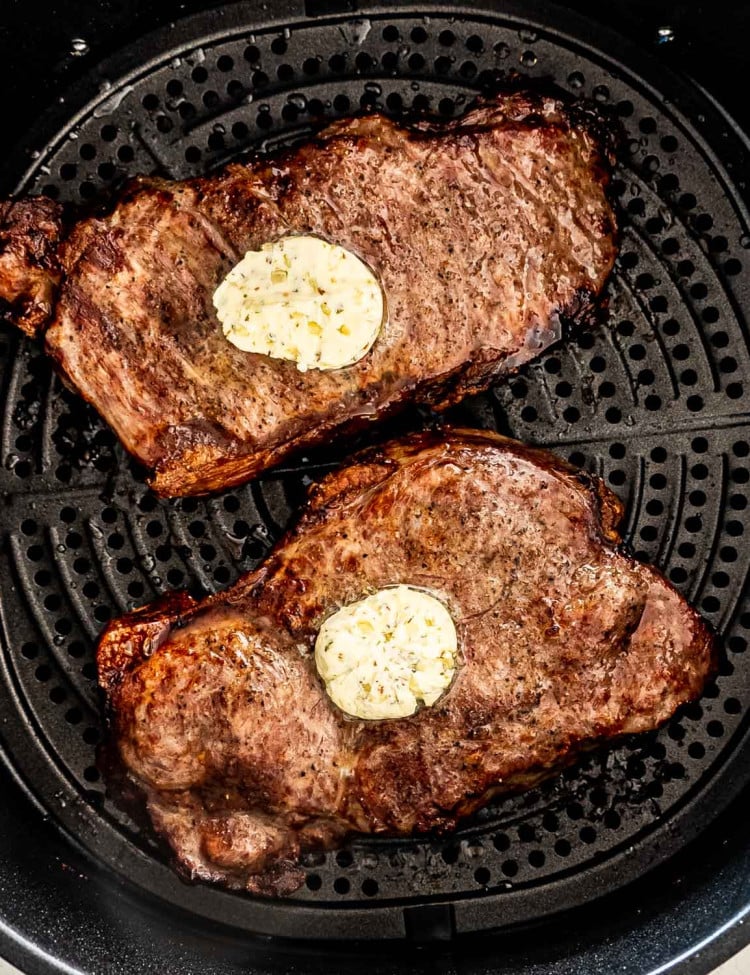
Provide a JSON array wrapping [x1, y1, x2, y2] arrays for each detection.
[[1, 0, 749, 958]]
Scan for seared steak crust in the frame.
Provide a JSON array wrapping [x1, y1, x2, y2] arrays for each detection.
[[0, 198, 65, 337], [0, 94, 617, 495], [98, 430, 715, 895]]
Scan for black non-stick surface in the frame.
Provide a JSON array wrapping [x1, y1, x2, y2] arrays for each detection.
[[1, 0, 749, 969]]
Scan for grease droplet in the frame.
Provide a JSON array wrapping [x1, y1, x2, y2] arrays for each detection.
[[656, 26, 675, 44], [70, 38, 89, 57]]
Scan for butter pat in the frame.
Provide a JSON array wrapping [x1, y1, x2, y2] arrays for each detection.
[[213, 236, 384, 371], [315, 586, 458, 720]]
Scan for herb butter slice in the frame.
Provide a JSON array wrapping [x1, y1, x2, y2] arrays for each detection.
[[315, 586, 458, 721], [213, 236, 384, 372]]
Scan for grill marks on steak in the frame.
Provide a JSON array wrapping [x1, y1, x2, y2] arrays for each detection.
[[0, 94, 617, 495], [98, 430, 715, 895]]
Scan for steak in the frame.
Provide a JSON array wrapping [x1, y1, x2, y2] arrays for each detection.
[[98, 430, 715, 896], [0, 93, 618, 495]]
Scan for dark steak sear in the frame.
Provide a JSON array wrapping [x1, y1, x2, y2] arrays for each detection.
[[98, 430, 714, 896], [0, 94, 617, 495]]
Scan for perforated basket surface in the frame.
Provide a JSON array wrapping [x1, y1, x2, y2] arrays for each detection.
[[1, 0, 749, 944]]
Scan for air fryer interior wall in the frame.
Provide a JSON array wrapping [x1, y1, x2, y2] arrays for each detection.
[[0, 1, 749, 973]]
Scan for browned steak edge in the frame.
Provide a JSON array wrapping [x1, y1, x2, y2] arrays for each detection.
[[0, 198, 67, 338]]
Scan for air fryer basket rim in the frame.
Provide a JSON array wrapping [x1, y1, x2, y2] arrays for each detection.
[[2, 753, 750, 975], [1, 0, 749, 970]]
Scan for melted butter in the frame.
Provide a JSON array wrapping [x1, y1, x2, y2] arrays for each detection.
[[314, 586, 458, 720], [213, 236, 384, 371]]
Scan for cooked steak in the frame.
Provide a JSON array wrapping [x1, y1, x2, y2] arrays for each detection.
[[98, 430, 715, 896], [0, 94, 617, 495]]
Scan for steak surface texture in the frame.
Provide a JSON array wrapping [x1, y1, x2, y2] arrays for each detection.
[[0, 93, 617, 495], [98, 430, 715, 896]]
